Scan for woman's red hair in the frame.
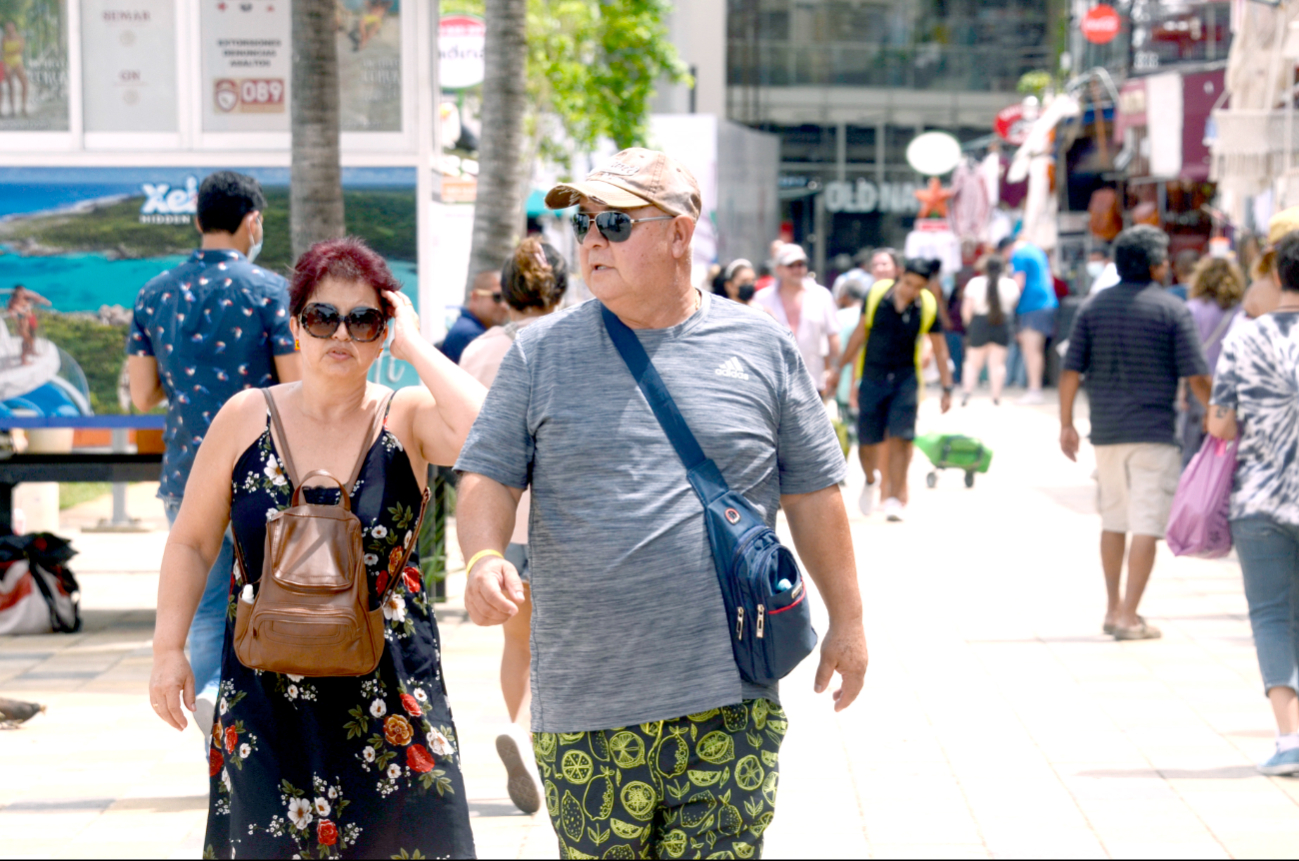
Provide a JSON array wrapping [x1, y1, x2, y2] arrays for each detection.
[[289, 237, 403, 318]]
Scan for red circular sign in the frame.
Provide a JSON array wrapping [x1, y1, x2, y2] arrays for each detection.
[[1081, 4, 1122, 45], [994, 104, 1031, 146]]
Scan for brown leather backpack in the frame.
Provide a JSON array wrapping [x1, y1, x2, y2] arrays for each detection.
[[233, 389, 420, 677]]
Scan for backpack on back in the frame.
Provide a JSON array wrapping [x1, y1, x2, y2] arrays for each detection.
[[233, 389, 425, 678]]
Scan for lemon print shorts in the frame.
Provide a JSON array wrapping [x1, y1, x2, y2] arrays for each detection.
[[532, 699, 787, 860]]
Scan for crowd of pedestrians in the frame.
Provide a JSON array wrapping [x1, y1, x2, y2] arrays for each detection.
[[131, 155, 1299, 861]]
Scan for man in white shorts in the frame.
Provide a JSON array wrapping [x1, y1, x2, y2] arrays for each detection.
[[1059, 226, 1210, 641]]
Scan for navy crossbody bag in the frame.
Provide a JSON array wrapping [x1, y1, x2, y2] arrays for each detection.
[[602, 305, 818, 685]]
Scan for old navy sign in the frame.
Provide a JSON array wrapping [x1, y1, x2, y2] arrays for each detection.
[[825, 180, 923, 215]]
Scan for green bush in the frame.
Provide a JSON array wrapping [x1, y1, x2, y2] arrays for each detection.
[[35, 312, 130, 414]]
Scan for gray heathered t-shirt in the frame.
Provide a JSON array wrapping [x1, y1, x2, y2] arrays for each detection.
[[455, 292, 846, 733]]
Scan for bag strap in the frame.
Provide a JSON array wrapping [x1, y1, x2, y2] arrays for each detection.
[[262, 389, 301, 488], [262, 388, 393, 494], [345, 392, 394, 490], [1203, 305, 1238, 352], [600, 304, 710, 475]]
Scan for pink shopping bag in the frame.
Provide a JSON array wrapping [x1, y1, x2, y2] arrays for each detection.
[[1166, 436, 1237, 558]]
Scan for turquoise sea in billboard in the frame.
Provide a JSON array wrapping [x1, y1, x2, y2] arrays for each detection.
[[0, 250, 418, 313]]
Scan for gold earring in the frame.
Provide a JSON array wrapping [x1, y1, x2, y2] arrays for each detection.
[[294, 338, 300, 351]]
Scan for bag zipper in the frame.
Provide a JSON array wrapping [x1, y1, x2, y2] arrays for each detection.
[[756, 604, 765, 638], [767, 586, 807, 616], [735, 606, 744, 640]]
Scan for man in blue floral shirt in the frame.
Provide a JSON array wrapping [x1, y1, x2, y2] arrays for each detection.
[[128, 171, 299, 731]]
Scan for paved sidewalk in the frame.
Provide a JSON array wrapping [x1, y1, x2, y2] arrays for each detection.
[[2, 390, 1298, 858]]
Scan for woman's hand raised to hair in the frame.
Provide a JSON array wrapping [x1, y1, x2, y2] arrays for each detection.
[[387, 291, 423, 365]]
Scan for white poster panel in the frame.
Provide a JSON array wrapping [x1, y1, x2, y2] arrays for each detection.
[[337, 0, 402, 131], [200, 0, 289, 132], [80, 0, 178, 132]]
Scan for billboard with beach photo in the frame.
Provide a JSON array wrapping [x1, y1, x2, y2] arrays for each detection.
[[0, 166, 421, 415]]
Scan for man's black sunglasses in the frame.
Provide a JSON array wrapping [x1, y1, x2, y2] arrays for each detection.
[[571, 210, 675, 243], [299, 302, 387, 343]]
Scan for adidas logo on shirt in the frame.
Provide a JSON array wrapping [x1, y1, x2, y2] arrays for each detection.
[[715, 357, 750, 380]]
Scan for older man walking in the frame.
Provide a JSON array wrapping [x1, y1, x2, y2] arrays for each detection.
[[754, 243, 840, 397], [455, 148, 867, 859], [1060, 225, 1211, 641]]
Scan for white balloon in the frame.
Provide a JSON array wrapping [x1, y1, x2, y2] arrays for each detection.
[[906, 131, 963, 177]]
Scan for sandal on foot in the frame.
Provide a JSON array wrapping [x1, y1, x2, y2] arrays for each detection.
[[1113, 619, 1162, 641], [1102, 622, 1116, 636]]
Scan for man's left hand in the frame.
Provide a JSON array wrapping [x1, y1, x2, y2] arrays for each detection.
[[813, 620, 868, 711], [1060, 424, 1080, 461], [940, 390, 952, 413]]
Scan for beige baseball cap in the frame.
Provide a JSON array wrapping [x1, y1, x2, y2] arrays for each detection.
[[544, 148, 701, 220]]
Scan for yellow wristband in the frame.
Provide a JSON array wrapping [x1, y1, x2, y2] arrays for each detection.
[[466, 549, 504, 574]]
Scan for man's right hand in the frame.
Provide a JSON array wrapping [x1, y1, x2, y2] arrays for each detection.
[[465, 555, 525, 626], [1060, 424, 1080, 462]]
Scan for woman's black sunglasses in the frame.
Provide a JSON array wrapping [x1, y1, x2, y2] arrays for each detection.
[[299, 302, 387, 343], [571, 211, 675, 243]]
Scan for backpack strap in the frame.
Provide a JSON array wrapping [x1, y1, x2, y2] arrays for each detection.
[[918, 289, 937, 335], [345, 391, 394, 490], [262, 388, 393, 493], [863, 279, 893, 330], [856, 280, 895, 378], [262, 389, 301, 489]]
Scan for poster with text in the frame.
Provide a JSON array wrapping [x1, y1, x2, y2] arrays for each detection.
[[0, 0, 70, 131], [337, 0, 401, 131], [200, 0, 289, 132], [80, 0, 177, 132]]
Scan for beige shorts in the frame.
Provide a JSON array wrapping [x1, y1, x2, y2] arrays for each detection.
[[1094, 443, 1181, 538]]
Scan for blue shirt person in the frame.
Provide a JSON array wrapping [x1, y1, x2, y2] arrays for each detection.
[[127, 171, 300, 722], [1003, 237, 1058, 401], [439, 270, 507, 363], [1011, 241, 1058, 316]]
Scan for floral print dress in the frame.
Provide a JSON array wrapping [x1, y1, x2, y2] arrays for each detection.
[[203, 408, 475, 859]]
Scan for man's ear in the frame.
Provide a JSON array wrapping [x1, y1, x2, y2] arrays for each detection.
[[672, 216, 696, 260], [194, 215, 204, 236]]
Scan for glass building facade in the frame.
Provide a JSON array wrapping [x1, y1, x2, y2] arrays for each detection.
[[724, 0, 1058, 266]]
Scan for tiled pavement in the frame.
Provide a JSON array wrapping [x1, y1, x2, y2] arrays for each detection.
[[2, 391, 1298, 858]]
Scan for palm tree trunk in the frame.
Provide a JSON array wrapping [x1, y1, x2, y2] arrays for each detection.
[[290, 0, 346, 261], [465, 0, 529, 297]]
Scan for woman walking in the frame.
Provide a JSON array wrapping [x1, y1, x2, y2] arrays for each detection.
[[458, 237, 565, 814], [1180, 255, 1244, 463], [1208, 232, 1299, 776], [148, 238, 485, 857], [960, 255, 1020, 405]]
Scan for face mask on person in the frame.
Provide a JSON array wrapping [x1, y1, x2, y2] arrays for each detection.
[[736, 282, 756, 302], [1086, 261, 1105, 278], [246, 213, 264, 264]]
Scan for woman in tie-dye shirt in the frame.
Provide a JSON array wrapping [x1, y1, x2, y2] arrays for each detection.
[[1209, 232, 1299, 777]]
